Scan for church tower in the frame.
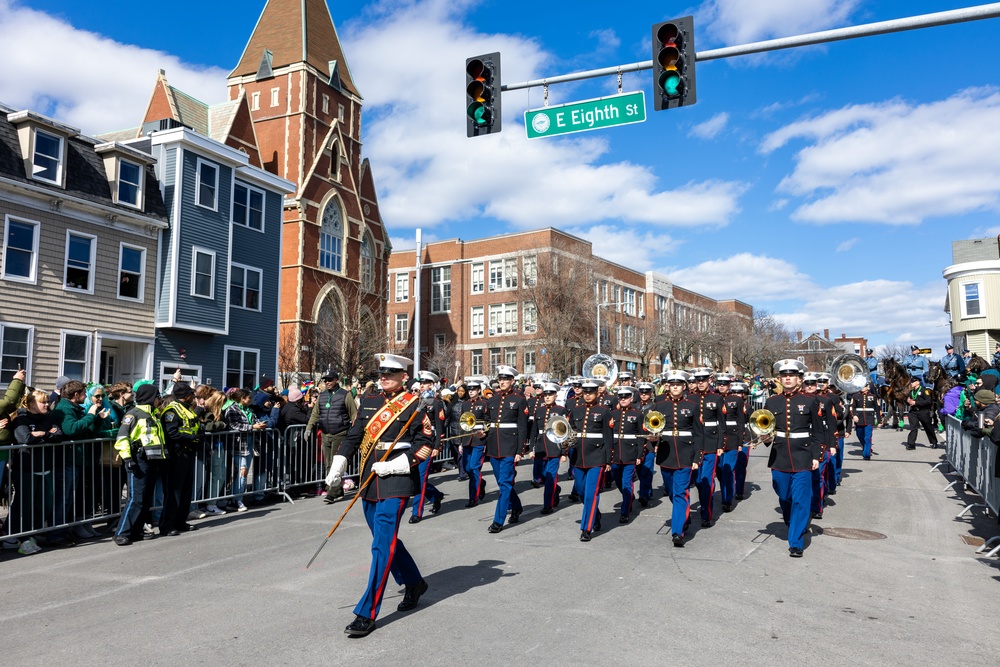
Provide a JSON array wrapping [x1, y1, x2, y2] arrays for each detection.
[[227, 0, 389, 380]]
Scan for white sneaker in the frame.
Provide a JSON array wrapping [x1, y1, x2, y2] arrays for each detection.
[[236, 503, 249, 513], [2, 538, 20, 550], [205, 505, 226, 515], [187, 510, 207, 520], [18, 537, 41, 555]]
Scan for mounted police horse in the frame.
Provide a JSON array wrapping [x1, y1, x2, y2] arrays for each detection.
[[966, 354, 990, 376], [880, 357, 911, 430], [925, 361, 957, 428]]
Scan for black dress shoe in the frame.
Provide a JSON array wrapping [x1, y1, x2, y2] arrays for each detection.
[[457, 475, 469, 482], [178, 524, 197, 532], [735, 494, 744, 500], [408, 515, 421, 524], [530, 480, 541, 489], [701, 519, 712, 528], [464, 499, 478, 508], [905, 445, 915, 450], [540, 507, 553, 515], [568, 493, 580, 503], [594, 511, 602, 531], [431, 494, 443, 514], [722, 504, 733, 512], [508, 509, 521, 524], [789, 547, 803, 558], [113, 535, 132, 546], [619, 515, 629, 524], [345, 615, 376, 637], [672, 534, 684, 548], [638, 497, 649, 507], [397, 579, 428, 612], [487, 522, 503, 533], [811, 511, 823, 519], [164, 529, 181, 537], [863, 456, 871, 461], [479, 480, 486, 500], [580, 530, 591, 542]]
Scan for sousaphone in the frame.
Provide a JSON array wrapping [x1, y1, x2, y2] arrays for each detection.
[[582, 353, 618, 387]]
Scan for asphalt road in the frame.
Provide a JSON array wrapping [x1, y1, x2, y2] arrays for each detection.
[[2, 426, 998, 666]]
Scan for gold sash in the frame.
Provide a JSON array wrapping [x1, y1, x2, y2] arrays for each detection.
[[359, 392, 419, 471]]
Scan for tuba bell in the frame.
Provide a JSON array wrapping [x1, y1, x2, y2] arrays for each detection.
[[829, 353, 869, 394], [643, 410, 665, 435], [748, 409, 776, 447], [582, 353, 618, 388], [545, 414, 577, 449]]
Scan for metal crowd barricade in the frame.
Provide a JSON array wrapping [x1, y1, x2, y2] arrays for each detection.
[[941, 415, 1000, 558], [188, 428, 291, 511]]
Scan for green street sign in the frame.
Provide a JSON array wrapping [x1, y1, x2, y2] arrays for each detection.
[[524, 91, 646, 139]]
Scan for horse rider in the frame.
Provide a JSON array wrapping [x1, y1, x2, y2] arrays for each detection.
[[903, 345, 929, 387], [940, 344, 966, 380], [865, 350, 879, 387]]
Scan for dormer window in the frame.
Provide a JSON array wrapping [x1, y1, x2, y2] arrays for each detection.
[[32, 129, 63, 184], [117, 160, 143, 208]]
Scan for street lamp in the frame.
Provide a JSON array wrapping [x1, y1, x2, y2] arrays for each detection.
[[596, 301, 628, 355]]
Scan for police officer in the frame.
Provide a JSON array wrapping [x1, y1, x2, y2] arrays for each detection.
[[759, 360, 824, 557], [531, 382, 566, 514], [325, 353, 434, 638], [993, 343, 1000, 371], [715, 373, 745, 512], [903, 345, 929, 386], [483, 365, 528, 533], [940, 344, 966, 380], [568, 379, 612, 541], [410, 371, 445, 523], [635, 381, 658, 507], [850, 382, 881, 461], [651, 370, 701, 547], [113, 384, 166, 546], [609, 387, 643, 523], [460, 381, 489, 507], [729, 381, 752, 500], [689, 367, 724, 528], [159, 383, 202, 536], [904, 376, 937, 450], [307, 370, 357, 504], [865, 349, 879, 387]]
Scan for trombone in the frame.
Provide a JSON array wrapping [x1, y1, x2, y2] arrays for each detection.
[[747, 409, 776, 448], [440, 411, 492, 442]]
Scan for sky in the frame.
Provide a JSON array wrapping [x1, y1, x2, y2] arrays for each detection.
[[3, 0, 999, 355]]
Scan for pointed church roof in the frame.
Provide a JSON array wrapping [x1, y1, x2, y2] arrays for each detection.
[[229, 0, 359, 97]]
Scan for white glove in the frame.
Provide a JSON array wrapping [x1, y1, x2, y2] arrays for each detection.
[[372, 455, 410, 477], [325, 454, 348, 487]]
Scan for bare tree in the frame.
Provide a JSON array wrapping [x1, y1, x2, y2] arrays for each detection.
[[880, 344, 910, 362], [423, 341, 459, 383], [633, 313, 670, 377], [524, 254, 597, 379]]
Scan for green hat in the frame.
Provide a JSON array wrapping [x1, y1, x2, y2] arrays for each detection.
[[132, 379, 154, 393]]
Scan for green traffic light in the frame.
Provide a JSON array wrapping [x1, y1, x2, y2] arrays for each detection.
[[467, 103, 488, 125], [659, 70, 681, 97]]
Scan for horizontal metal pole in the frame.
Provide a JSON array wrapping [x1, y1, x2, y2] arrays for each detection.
[[501, 3, 1000, 92]]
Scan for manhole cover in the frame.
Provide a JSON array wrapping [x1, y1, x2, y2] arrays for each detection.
[[821, 527, 887, 540], [960, 535, 985, 547]]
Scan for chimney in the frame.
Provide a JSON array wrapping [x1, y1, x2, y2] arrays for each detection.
[[823, 328, 829, 340], [797, 330, 803, 342]]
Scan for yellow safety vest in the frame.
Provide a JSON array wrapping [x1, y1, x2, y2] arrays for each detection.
[[114, 405, 167, 460], [164, 400, 201, 437]]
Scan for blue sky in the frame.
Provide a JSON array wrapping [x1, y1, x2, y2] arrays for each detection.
[[3, 0, 999, 354]]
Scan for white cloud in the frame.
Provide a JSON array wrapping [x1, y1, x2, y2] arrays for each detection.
[[760, 88, 1000, 224], [567, 225, 679, 272], [342, 2, 747, 230], [667, 253, 813, 301], [835, 238, 858, 252], [0, 0, 226, 134], [689, 112, 729, 140], [699, 0, 862, 46]]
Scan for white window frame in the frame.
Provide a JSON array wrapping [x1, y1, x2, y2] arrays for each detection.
[[504, 348, 517, 366], [361, 233, 375, 293], [159, 362, 203, 392], [504, 258, 518, 289], [434, 334, 446, 351], [319, 201, 344, 274], [503, 302, 518, 334], [59, 329, 92, 382], [63, 230, 97, 294], [522, 255, 537, 287], [117, 242, 146, 303], [116, 158, 143, 209], [230, 262, 263, 311], [431, 266, 451, 313], [489, 348, 502, 372], [488, 303, 503, 336], [960, 280, 983, 319], [471, 350, 483, 375], [322, 94, 330, 114], [191, 246, 216, 299], [0, 322, 33, 389], [394, 314, 409, 344], [523, 301, 537, 333], [2, 215, 39, 284], [471, 262, 484, 294], [232, 181, 265, 232], [224, 346, 259, 390], [471, 306, 484, 338], [195, 158, 218, 211], [523, 350, 536, 375], [270, 87, 280, 107], [251, 91, 260, 111], [31, 128, 63, 185], [338, 104, 345, 122], [488, 260, 504, 292], [395, 273, 409, 302]]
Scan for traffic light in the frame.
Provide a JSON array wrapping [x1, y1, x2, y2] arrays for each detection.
[[652, 17, 696, 111], [465, 52, 502, 137]]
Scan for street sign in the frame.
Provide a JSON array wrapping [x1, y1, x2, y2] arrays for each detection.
[[524, 91, 646, 139]]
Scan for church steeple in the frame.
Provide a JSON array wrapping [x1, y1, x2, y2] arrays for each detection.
[[229, 0, 359, 97]]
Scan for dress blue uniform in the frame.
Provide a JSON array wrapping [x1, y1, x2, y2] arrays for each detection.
[[483, 367, 528, 532], [689, 369, 724, 527], [653, 371, 701, 547], [634, 383, 658, 506], [410, 377, 445, 523], [716, 375, 745, 511], [460, 384, 489, 507], [850, 388, 881, 460], [568, 381, 612, 541], [609, 389, 643, 523], [530, 384, 565, 513], [805, 374, 836, 518], [729, 383, 752, 499]]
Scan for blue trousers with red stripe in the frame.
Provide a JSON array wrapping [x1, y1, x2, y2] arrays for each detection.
[[825, 438, 843, 493], [660, 467, 692, 537], [575, 466, 603, 532], [463, 444, 485, 502], [489, 456, 522, 525], [532, 454, 545, 485], [735, 446, 750, 497], [354, 497, 421, 620], [541, 456, 561, 509], [716, 449, 738, 506], [811, 452, 829, 515], [611, 463, 635, 518], [410, 456, 443, 518], [637, 450, 656, 500], [771, 469, 811, 550], [695, 452, 718, 522]]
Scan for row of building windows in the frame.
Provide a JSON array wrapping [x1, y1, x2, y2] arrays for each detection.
[[393, 256, 539, 307], [468, 348, 537, 376]]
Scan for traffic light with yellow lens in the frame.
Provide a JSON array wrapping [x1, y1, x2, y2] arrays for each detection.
[[466, 52, 502, 137], [652, 17, 696, 111]]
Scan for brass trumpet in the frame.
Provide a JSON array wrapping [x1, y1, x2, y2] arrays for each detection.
[[545, 414, 576, 449], [643, 410, 665, 435], [748, 409, 776, 448]]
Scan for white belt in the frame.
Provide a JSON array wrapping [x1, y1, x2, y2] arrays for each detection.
[[725, 421, 738, 426], [704, 421, 719, 427], [616, 435, 640, 440], [667, 431, 693, 437], [856, 408, 873, 412], [375, 441, 411, 451], [497, 424, 519, 429], [775, 432, 810, 439]]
